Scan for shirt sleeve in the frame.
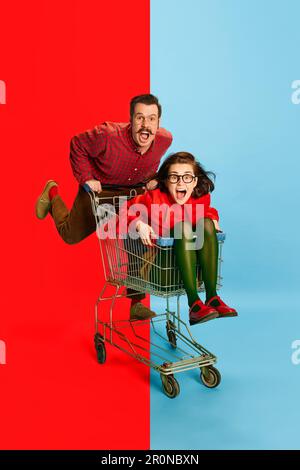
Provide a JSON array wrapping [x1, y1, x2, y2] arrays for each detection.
[[69, 125, 107, 185], [158, 130, 173, 159]]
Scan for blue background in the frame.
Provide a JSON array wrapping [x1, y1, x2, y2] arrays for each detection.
[[150, 0, 300, 449]]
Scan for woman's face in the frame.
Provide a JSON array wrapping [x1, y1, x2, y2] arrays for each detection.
[[166, 163, 198, 205]]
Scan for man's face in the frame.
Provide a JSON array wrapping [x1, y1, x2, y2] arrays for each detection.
[[131, 103, 160, 151]]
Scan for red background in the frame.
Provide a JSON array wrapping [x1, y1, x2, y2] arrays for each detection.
[[0, 0, 150, 449]]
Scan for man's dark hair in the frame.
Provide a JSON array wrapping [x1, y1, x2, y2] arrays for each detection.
[[130, 94, 162, 119]]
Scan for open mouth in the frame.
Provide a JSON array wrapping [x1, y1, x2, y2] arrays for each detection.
[[176, 189, 187, 200], [138, 129, 151, 144]]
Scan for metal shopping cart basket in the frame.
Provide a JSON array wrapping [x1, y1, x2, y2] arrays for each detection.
[[86, 187, 225, 399]]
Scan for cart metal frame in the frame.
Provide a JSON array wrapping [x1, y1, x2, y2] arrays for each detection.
[[88, 189, 224, 398]]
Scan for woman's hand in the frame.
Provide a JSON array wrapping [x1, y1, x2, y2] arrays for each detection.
[[136, 221, 156, 246], [213, 219, 222, 232]]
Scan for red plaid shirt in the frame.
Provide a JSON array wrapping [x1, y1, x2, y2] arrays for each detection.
[[70, 122, 173, 186]]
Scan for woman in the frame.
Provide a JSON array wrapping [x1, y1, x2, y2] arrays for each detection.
[[123, 152, 237, 325]]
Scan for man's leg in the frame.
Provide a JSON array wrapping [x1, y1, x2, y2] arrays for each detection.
[[124, 237, 146, 302], [124, 239, 156, 320], [36, 181, 152, 318], [50, 186, 96, 244], [36, 182, 127, 245], [35, 182, 97, 244]]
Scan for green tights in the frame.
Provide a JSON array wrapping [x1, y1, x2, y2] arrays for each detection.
[[173, 218, 218, 310]]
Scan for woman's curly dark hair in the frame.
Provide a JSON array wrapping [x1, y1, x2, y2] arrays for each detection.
[[152, 151, 215, 198]]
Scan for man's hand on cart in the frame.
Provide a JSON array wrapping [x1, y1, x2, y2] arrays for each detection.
[[85, 179, 102, 193], [136, 221, 157, 246], [144, 179, 158, 191]]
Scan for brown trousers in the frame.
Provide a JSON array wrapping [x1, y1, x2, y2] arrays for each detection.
[[50, 185, 145, 300]]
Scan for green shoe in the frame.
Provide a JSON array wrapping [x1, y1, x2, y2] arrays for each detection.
[[35, 180, 58, 219], [130, 302, 157, 321]]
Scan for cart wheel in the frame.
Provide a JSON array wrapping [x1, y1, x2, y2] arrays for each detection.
[[160, 374, 180, 399], [167, 330, 177, 348], [166, 319, 176, 330], [166, 321, 177, 348], [94, 333, 106, 364], [200, 366, 221, 388]]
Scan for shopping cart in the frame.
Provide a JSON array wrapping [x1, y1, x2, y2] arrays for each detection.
[[86, 187, 225, 399]]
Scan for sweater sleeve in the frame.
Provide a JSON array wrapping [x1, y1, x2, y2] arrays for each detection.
[[70, 125, 107, 185], [205, 205, 219, 221]]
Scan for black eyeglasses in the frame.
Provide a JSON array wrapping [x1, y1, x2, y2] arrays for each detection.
[[167, 174, 196, 184]]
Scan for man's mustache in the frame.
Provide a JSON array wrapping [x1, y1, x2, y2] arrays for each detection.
[[138, 128, 154, 135]]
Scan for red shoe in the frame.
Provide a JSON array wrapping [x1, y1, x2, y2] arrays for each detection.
[[189, 300, 219, 326], [206, 295, 238, 318]]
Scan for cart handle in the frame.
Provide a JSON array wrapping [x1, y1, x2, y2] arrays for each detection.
[[82, 183, 92, 193]]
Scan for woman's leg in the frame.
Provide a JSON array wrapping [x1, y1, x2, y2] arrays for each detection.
[[173, 220, 218, 324], [198, 218, 238, 316], [173, 221, 199, 308], [196, 218, 218, 303]]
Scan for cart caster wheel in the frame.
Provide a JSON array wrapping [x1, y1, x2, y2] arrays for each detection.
[[167, 330, 177, 348], [160, 374, 180, 399], [200, 366, 221, 388], [96, 342, 106, 364], [167, 320, 176, 330], [94, 333, 106, 364], [166, 321, 177, 348]]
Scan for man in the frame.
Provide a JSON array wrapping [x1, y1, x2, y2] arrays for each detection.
[[35, 94, 173, 320]]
